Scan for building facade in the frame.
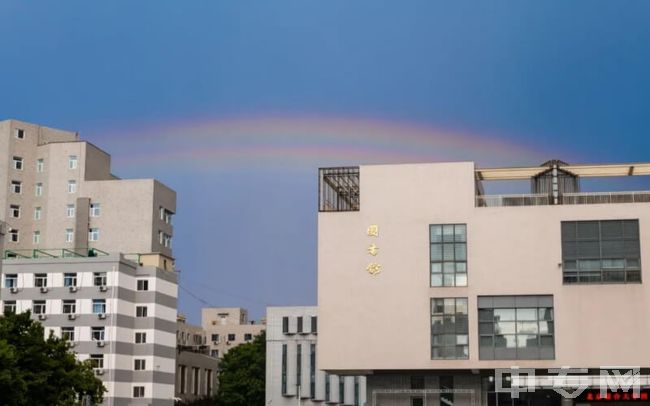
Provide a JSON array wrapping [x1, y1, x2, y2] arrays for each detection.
[[201, 307, 265, 359], [175, 314, 219, 403], [317, 162, 650, 406], [266, 306, 367, 406]]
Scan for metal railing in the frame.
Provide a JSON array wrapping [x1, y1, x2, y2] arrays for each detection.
[[476, 191, 650, 207], [476, 194, 550, 207], [3, 248, 110, 260]]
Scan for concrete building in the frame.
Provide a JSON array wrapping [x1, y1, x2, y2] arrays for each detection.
[[1, 119, 175, 265], [1, 119, 179, 405], [201, 307, 265, 359], [317, 162, 650, 405], [266, 306, 367, 406], [175, 314, 219, 403]]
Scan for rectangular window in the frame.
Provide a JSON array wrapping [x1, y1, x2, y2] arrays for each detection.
[[36, 159, 44, 172], [10, 204, 20, 218], [296, 343, 302, 389], [13, 156, 23, 170], [133, 386, 145, 398], [35, 182, 43, 196], [227, 333, 236, 341], [211, 349, 219, 358], [63, 273, 77, 287], [90, 203, 101, 217], [211, 334, 219, 343], [34, 207, 42, 220], [281, 344, 288, 394], [431, 298, 469, 359], [15, 129, 25, 139], [206, 369, 213, 395], [11, 180, 22, 194], [160, 207, 173, 224], [159, 232, 172, 248], [92, 327, 105, 341], [311, 316, 317, 333], [89, 354, 104, 369], [32, 300, 46, 314], [3, 300, 16, 313], [430, 224, 467, 287], [136, 306, 148, 317], [67, 180, 77, 193], [9, 229, 19, 243], [136, 279, 149, 291], [325, 373, 330, 402], [4, 274, 18, 288], [179, 365, 187, 394], [94, 272, 107, 287], [33, 231, 40, 244], [65, 228, 74, 243], [34, 274, 47, 288], [478, 295, 555, 360], [310, 343, 316, 398], [61, 327, 75, 341], [134, 359, 146, 371], [440, 376, 454, 406], [89, 228, 99, 241], [562, 220, 641, 284], [282, 316, 289, 334], [244, 333, 252, 341], [135, 332, 147, 344], [297, 316, 303, 333], [193, 367, 200, 395], [66, 204, 75, 218], [68, 155, 78, 170], [92, 299, 106, 314], [62, 300, 76, 314]]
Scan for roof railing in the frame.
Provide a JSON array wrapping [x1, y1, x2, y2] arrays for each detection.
[[3, 248, 110, 260]]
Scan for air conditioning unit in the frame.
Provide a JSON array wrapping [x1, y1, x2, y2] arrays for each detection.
[[213, 341, 219, 345], [9, 287, 19, 294], [68, 314, 77, 320], [96, 341, 105, 348], [38, 314, 47, 320], [99, 285, 108, 292], [98, 313, 106, 320], [69, 286, 78, 293], [40, 287, 48, 293], [94, 368, 104, 376]]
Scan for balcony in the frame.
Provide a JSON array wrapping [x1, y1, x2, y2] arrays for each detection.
[[319, 167, 360, 212], [477, 191, 650, 207], [3, 248, 109, 260]]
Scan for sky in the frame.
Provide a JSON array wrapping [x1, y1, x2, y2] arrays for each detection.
[[1, 1, 649, 322]]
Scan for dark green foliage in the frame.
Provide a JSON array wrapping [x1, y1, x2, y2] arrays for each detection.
[[215, 331, 265, 406], [0, 311, 106, 406]]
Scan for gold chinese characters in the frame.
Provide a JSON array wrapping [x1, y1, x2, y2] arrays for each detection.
[[365, 225, 381, 276]]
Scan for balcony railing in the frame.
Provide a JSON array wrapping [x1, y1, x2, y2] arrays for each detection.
[[477, 191, 650, 207], [3, 248, 109, 260]]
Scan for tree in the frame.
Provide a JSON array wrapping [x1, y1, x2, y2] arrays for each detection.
[[0, 311, 105, 406], [215, 331, 265, 405]]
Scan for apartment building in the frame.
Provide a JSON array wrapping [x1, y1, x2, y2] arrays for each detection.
[[317, 162, 650, 406], [175, 314, 219, 403], [0, 119, 180, 406], [0, 119, 175, 264], [266, 306, 367, 406], [201, 307, 265, 359]]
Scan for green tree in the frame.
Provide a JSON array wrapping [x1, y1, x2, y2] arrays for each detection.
[[0, 311, 105, 406], [215, 331, 265, 406]]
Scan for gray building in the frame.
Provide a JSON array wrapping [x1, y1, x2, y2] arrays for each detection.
[[266, 306, 367, 406], [175, 315, 219, 403]]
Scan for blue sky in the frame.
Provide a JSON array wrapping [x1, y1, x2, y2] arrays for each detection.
[[1, 1, 649, 322]]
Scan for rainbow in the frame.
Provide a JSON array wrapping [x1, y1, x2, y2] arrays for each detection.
[[95, 114, 558, 171]]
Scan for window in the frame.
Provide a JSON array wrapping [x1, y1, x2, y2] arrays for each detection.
[[281, 344, 288, 394], [179, 365, 187, 394], [136, 279, 149, 291], [133, 386, 145, 398], [36, 159, 44, 172], [94, 272, 107, 286], [136, 306, 148, 317], [34, 207, 42, 220], [9, 229, 19, 243], [11, 180, 22, 194], [311, 316, 317, 333], [68, 155, 78, 170], [244, 333, 252, 341], [282, 316, 289, 334], [63, 273, 77, 287], [160, 207, 173, 224], [89, 228, 99, 241], [227, 333, 236, 342], [193, 367, 200, 395], [430, 224, 467, 287], [478, 295, 555, 360], [33, 231, 40, 244], [66, 204, 75, 218], [90, 203, 101, 217], [297, 316, 303, 333], [89, 354, 104, 369], [62, 300, 76, 314], [67, 180, 77, 193], [135, 332, 147, 344], [310, 343, 316, 398], [32, 300, 46, 314], [13, 156, 23, 170], [92, 299, 106, 314], [211, 334, 219, 343], [35, 182, 43, 196], [15, 129, 25, 139], [562, 220, 641, 284], [440, 376, 454, 406], [10, 204, 20, 218], [206, 369, 213, 395], [65, 228, 74, 243], [91, 327, 105, 341], [4, 274, 18, 288], [34, 274, 47, 288], [325, 373, 330, 402], [431, 298, 469, 359], [134, 359, 146, 371], [61, 327, 74, 341], [3, 301, 16, 313], [211, 349, 219, 358], [296, 344, 302, 390], [159, 231, 172, 248]]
